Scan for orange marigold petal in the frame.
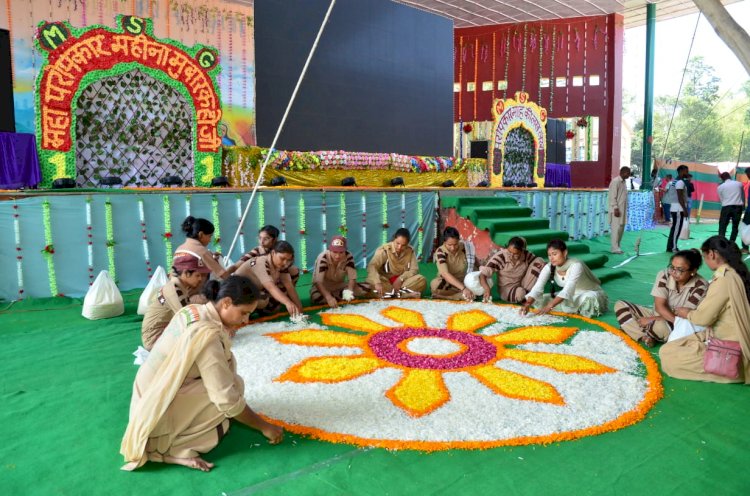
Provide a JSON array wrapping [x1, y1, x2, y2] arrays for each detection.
[[446, 310, 496, 332], [490, 326, 579, 345], [321, 313, 388, 333], [503, 349, 616, 374], [386, 369, 450, 417], [277, 356, 384, 383], [268, 329, 366, 348], [470, 365, 564, 405], [381, 306, 426, 328]]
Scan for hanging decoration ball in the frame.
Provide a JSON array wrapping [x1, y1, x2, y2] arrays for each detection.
[[463, 123, 473, 134], [565, 130, 576, 140], [576, 117, 588, 128]]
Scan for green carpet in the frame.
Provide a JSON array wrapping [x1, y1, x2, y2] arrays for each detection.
[[2, 223, 748, 495]]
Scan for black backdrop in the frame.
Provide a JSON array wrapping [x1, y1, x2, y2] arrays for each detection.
[[255, 0, 453, 156], [0, 29, 15, 132]]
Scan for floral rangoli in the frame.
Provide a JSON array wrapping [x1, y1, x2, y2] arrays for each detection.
[[233, 300, 662, 451]]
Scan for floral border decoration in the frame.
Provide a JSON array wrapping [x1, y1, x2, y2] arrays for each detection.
[[34, 16, 222, 188]]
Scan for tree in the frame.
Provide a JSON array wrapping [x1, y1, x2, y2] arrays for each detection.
[[693, 0, 750, 77]]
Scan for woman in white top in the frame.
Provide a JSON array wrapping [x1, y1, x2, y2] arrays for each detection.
[[521, 239, 608, 317]]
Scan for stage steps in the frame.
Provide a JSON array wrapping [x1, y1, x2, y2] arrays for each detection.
[[443, 195, 630, 283]]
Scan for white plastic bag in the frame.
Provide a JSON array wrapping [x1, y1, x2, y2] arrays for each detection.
[[464, 271, 493, 296], [679, 218, 690, 240], [82, 270, 124, 320], [137, 265, 168, 315], [741, 222, 750, 246]]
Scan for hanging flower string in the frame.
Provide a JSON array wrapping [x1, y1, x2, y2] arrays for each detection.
[[298, 196, 307, 272], [400, 192, 406, 228], [381, 192, 388, 246], [521, 23, 528, 92], [241, 18, 247, 108], [163, 195, 173, 269], [211, 195, 221, 250], [583, 21, 587, 112], [104, 198, 117, 282], [41, 199, 58, 297], [538, 25, 544, 103], [280, 192, 287, 240], [321, 191, 328, 253], [586, 116, 593, 161], [473, 38, 478, 121], [138, 196, 152, 277], [13, 203, 24, 298], [85, 196, 96, 283], [235, 194, 245, 255], [550, 29, 556, 112], [185, 194, 191, 217], [257, 192, 265, 227], [491, 32, 496, 102], [416, 193, 424, 261], [457, 36, 463, 122], [361, 193, 367, 269], [503, 30, 510, 100], [339, 192, 347, 235]]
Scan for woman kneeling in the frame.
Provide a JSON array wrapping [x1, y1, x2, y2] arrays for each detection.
[[121, 276, 283, 472]]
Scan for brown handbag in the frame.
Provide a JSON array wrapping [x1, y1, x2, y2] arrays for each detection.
[[703, 330, 743, 379]]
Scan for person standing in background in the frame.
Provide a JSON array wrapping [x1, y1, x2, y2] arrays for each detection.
[[742, 167, 750, 254], [684, 174, 695, 221], [608, 166, 630, 254], [659, 174, 673, 224], [717, 171, 745, 244], [666, 166, 689, 253]]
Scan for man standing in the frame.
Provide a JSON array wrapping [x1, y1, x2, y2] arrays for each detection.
[[743, 167, 750, 254], [717, 171, 745, 244], [608, 166, 631, 254], [666, 165, 689, 253]]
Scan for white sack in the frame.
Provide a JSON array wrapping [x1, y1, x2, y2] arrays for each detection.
[[137, 265, 168, 315], [82, 270, 124, 320]]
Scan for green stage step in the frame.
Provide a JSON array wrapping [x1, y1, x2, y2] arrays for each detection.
[[477, 217, 550, 235], [592, 267, 631, 284], [573, 253, 609, 270], [526, 241, 591, 257], [462, 206, 534, 224], [441, 196, 519, 210], [493, 229, 569, 247]]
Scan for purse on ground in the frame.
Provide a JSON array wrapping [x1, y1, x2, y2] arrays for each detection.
[[703, 335, 743, 379]]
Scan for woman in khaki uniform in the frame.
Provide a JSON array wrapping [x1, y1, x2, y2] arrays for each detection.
[[228, 225, 301, 287], [478, 236, 545, 303], [141, 252, 211, 351], [310, 236, 371, 308], [367, 228, 427, 298], [430, 227, 477, 301], [234, 240, 303, 317], [614, 250, 708, 347], [174, 216, 228, 280], [661, 236, 750, 383], [121, 276, 283, 472]]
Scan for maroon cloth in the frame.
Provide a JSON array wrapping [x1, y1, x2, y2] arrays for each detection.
[[0, 133, 41, 189]]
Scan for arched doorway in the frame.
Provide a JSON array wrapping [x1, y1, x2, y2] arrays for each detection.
[[75, 68, 193, 187], [502, 126, 535, 187]]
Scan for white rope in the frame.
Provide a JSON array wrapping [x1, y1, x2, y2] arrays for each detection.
[[225, 0, 337, 261]]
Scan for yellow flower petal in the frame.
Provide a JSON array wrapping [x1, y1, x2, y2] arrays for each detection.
[[386, 369, 450, 417], [277, 356, 384, 383], [268, 329, 366, 348], [490, 326, 578, 345], [321, 313, 388, 333], [381, 306, 426, 328], [503, 349, 616, 374], [470, 365, 564, 405], [446, 310, 496, 332]]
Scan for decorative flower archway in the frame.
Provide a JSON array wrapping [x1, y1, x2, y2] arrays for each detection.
[[489, 92, 547, 188], [34, 16, 222, 187]]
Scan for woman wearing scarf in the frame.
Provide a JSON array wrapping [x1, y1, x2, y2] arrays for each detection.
[[478, 236, 545, 303], [614, 249, 708, 348], [660, 236, 750, 383], [141, 252, 212, 351], [121, 276, 283, 472], [521, 239, 607, 317]]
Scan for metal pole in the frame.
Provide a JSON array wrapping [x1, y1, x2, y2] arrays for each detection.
[[642, 3, 656, 189]]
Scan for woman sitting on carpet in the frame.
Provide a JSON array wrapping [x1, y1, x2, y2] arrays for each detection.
[[141, 252, 212, 351], [478, 236, 546, 303], [367, 228, 427, 299], [310, 235, 371, 308], [234, 240, 303, 318], [121, 276, 284, 472], [614, 250, 708, 348], [660, 236, 750, 383], [228, 225, 301, 287], [174, 216, 229, 280], [430, 227, 477, 301], [521, 239, 608, 317]]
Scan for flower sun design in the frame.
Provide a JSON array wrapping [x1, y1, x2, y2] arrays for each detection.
[[235, 300, 662, 451], [269, 306, 616, 417]]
